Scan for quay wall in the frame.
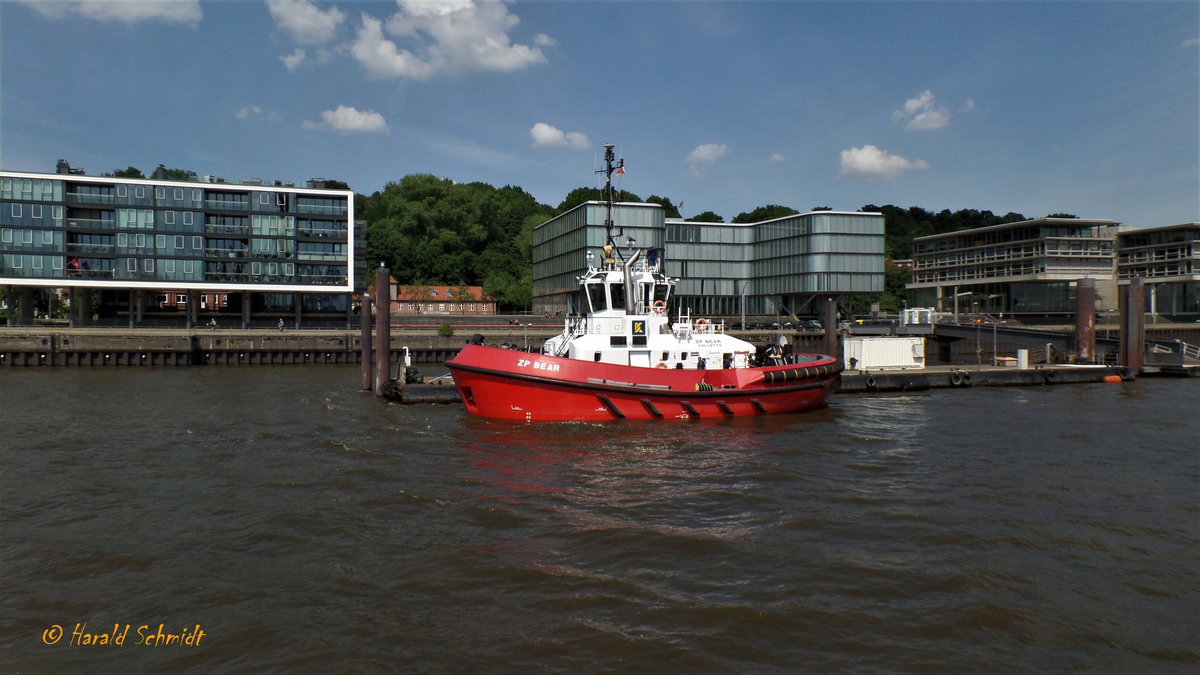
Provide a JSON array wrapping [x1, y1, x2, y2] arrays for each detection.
[[0, 328, 502, 367]]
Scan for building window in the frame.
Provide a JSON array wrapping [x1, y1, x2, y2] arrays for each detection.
[[175, 236, 184, 249], [174, 188, 183, 201], [11, 204, 21, 217], [156, 187, 166, 200], [183, 211, 193, 225], [192, 236, 202, 250], [165, 211, 175, 225], [32, 205, 43, 219], [117, 185, 127, 197], [135, 186, 145, 198]]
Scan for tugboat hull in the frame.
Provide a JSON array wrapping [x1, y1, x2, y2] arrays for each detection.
[[446, 344, 841, 422]]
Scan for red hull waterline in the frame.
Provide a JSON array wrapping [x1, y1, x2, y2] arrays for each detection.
[[446, 344, 842, 422]]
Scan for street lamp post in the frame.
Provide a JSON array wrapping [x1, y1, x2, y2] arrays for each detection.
[[739, 281, 750, 330], [974, 300, 981, 370]]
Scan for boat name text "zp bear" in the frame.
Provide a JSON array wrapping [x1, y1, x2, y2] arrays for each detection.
[[517, 358, 561, 372]]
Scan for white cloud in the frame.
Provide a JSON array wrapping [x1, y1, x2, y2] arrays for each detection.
[[769, 153, 786, 163], [267, 0, 345, 45], [533, 34, 558, 48], [303, 105, 389, 134], [349, 1, 547, 79], [686, 143, 731, 174], [529, 123, 589, 149], [839, 145, 929, 180], [281, 48, 307, 71], [893, 89, 951, 131], [236, 105, 263, 119], [964, 98, 976, 112], [20, 0, 201, 26], [1183, 37, 1200, 47]]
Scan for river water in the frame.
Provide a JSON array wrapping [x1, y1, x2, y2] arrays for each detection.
[[1, 367, 1196, 672]]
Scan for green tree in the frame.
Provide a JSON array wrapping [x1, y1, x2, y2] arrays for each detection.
[[731, 204, 799, 223], [1046, 213, 1078, 218], [643, 195, 680, 219], [361, 174, 550, 308], [555, 186, 640, 214], [110, 167, 145, 178], [689, 211, 724, 223], [152, 165, 198, 182]]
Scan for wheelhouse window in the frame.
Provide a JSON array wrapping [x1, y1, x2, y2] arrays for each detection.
[[586, 281, 607, 312]]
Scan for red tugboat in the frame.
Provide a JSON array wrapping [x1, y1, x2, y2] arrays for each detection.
[[445, 146, 842, 422]]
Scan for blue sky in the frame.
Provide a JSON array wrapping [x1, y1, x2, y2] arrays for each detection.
[[3, 0, 1197, 228]]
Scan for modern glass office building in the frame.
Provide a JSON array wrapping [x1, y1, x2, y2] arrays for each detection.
[[531, 202, 884, 318], [1116, 222, 1200, 321], [906, 217, 1119, 319], [1, 170, 354, 326]]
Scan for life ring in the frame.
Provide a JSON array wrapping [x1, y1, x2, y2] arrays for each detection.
[[655, 362, 668, 369], [1043, 370, 1059, 384], [865, 375, 877, 390], [651, 300, 666, 314], [951, 372, 964, 387], [695, 318, 710, 333]]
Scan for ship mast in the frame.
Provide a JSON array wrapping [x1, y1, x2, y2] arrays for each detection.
[[597, 144, 626, 269]]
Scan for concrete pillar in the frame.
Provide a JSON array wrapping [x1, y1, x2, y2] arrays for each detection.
[[17, 286, 34, 325], [294, 292, 302, 330], [1074, 278, 1096, 363], [241, 291, 251, 329], [68, 287, 77, 328], [1119, 278, 1145, 372], [373, 266, 391, 396], [135, 289, 145, 324], [361, 291, 373, 391], [128, 289, 136, 329], [75, 288, 91, 326], [5, 286, 15, 326], [186, 290, 199, 329]]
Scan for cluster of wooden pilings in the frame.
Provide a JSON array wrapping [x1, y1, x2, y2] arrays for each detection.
[[363, 265, 399, 399]]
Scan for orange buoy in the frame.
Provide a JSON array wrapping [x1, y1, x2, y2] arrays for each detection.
[[1102, 375, 1123, 383]]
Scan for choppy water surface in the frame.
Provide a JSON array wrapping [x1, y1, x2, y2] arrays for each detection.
[[1, 368, 1196, 672]]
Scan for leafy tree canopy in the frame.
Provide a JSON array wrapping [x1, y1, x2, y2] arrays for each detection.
[[109, 167, 145, 178], [152, 165, 199, 182], [556, 186, 641, 214], [643, 195, 681, 219], [361, 174, 552, 311], [860, 204, 1027, 260], [732, 204, 799, 223], [689, 211, 724, 223]]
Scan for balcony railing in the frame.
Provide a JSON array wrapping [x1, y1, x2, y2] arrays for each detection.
[[66, 243, 115, 254], [294, 204, 348, 216], [296, 251, 345, 262], [204, 223, 250, 236], [204, 248, 248, 259], [66, 218, 117, 230], [66, 192, 115, 205], [67, 268, 116, 279]]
